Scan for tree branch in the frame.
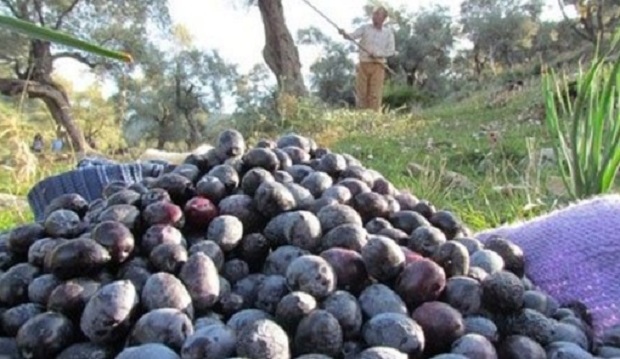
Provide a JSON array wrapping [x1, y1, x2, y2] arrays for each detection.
[[0, 0, 18, 17], [17, 1, 29, 21], [582, 4, 596, 41], [54, 0, 80, 30], [33, 0, 45, 26], [557, 0, 594, 43], [52, 51, 99, 68], [0, 78, 66, 104]]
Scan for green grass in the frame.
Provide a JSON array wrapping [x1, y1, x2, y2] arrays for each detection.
[[0, 159, 74, 231], [0, 99, 76, 231], [0, 78, 569, 233], [327, 79, 562, 231], [0, 208, 33, 230]]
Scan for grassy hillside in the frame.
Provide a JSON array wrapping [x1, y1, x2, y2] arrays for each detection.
[[327, 77, 560, 230], [0, 78, 566, 232], [0, 100, 74, 229]]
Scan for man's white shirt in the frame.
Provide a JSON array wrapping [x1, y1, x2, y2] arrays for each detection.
[[350, 24, 396, 64]]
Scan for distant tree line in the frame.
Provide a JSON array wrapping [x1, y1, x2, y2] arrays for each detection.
[[0, 0, 617, 150]]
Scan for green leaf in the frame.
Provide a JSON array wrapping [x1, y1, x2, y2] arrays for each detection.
[[542, 30, 620, 200], [0, 15, 133, 63]]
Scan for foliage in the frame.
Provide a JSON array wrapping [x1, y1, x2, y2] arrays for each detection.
[[2, 76, 122, 153], [302, 3, 457, 109], [530, 20, 586, 63], [0, 0, 172, 152], [0, 14, 131, 62], [382, 81, 435, 110], [558, 0, 620, 43], [71, 84, 123, 151], [390, 4, 455, 92], [350, 3, 456, 98], [459, 0, 543, 74], [232, 63, 278, 133], [297, 26, 356, 107], [542, 32, 620, 199], [0, 0, 170, 76], [122, 44, 238, 149], [232, 91, 330, 139], [4, 0, 620, 233], [234, 64, 277, 114], [1, 76, 563, 233]]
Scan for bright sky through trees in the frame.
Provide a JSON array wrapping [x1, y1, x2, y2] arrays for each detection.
[[53, 0, 572, 112]]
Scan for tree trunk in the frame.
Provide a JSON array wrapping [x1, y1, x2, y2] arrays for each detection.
[[406, 72, 415, 87], [0, 78, 88, 152], [473, 45, 485, 78], [174, 72, 202, 149], [183, 112, 201, 148], [257, 0, 307, 98], [155, 106, 176, 150], [156, 115, 168, 150], [488, 45, 497, 76], [157, 135, 166, 150], [41, 96, 87, 152], [0, 40, 88, 152]]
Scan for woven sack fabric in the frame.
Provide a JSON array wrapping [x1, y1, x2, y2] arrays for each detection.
[[27, 161, 168, 222], [476, 194, 620, 338]]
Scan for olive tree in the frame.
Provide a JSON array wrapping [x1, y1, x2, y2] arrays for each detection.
[[459, 0, 543, 75], [559, 0, 620, 44], [297, 26, 356, 107], [122, 42, 238, 149], [245, 0, 307, 98], [0, 0, 171, 152]]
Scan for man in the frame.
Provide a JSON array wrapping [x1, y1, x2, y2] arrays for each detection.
[[339, 6, 395, 112]]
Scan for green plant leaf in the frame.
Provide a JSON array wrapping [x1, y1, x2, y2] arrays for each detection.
[[542, 27, 620, 200], [0, 15, 133, 63]]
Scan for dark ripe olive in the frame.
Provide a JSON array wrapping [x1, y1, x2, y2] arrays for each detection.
[[45, 239, 111, 280], [16, 312, 75, 359], [432, 241, 470, 278], [91, 221, 135, 264]]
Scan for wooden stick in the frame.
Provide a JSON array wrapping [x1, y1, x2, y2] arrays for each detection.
[[299, 0, 397, 75]]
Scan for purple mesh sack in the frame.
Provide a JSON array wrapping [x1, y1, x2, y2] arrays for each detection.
[[475, 194, 620, 338]]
